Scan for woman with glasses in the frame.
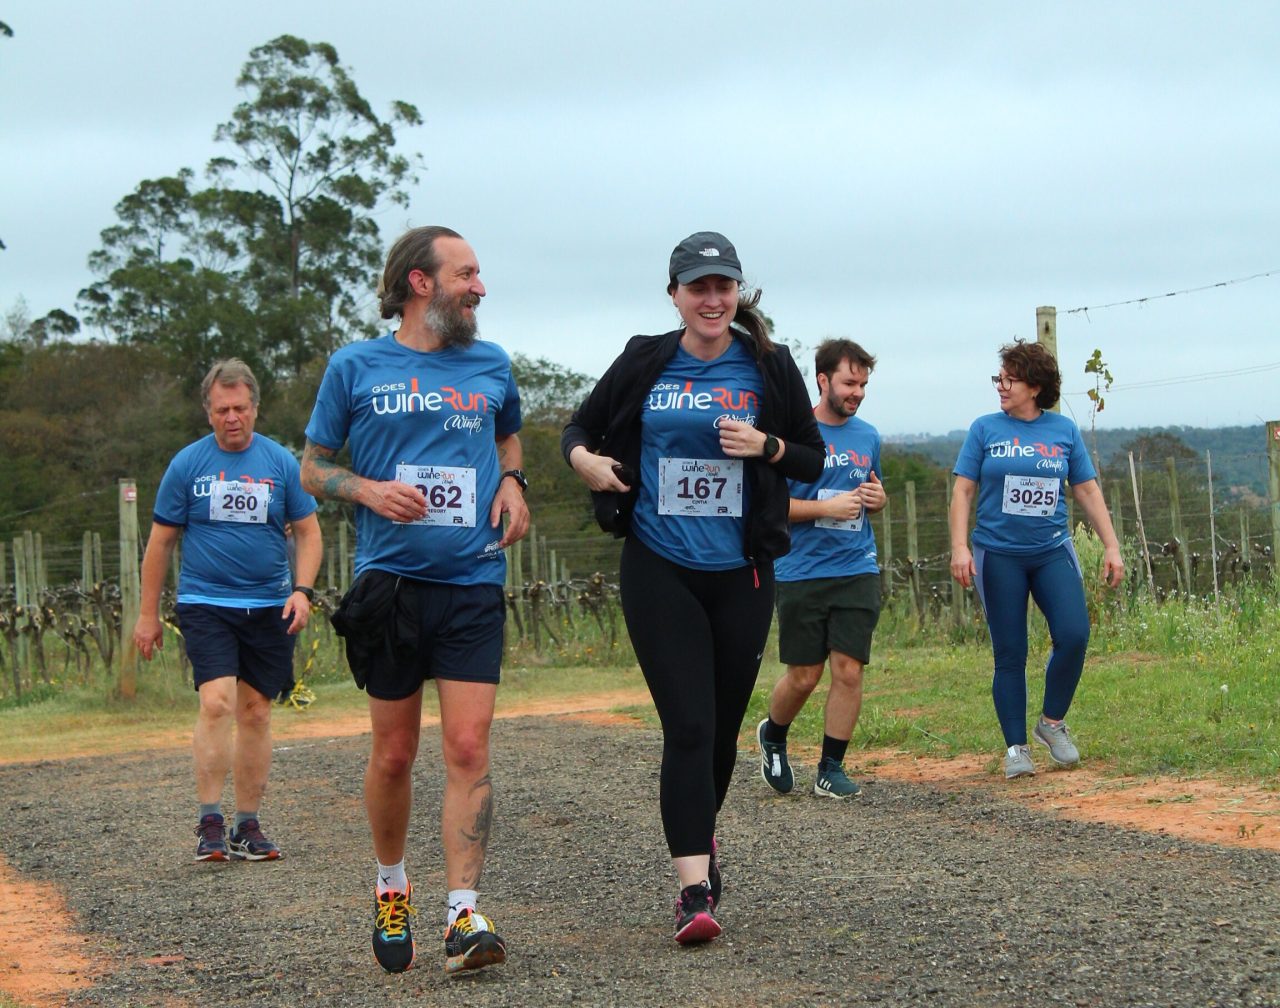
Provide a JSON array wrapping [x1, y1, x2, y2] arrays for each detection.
[[948, 340, 1123, 779]]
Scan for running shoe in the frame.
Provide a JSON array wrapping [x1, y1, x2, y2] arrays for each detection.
[[194, 813, 229, 862], [373, 885, 417, 973], [708, 837, 722, 907], [1033, 718, 1081, 766], [813, 757, 862, 799], [1004, 744, 1036, 779], [757, 718, 794, 794], [674, 882, 721, 945], [228, 818, 281, 861], [444, 908, 506, 975]]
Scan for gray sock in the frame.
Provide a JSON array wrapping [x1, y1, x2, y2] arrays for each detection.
[[234, 811, 258, 831], [199, 803, 222, 821]]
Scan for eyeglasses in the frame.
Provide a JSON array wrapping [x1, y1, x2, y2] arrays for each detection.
[[990, 375, 1021, 390]]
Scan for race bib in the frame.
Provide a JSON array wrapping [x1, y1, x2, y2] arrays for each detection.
[[395, 464, 477, 527], [657, 457, 744, 518], [1001, 474, 1060, 517], [209, 480, 270, 524], [815, 488, 865, 531]]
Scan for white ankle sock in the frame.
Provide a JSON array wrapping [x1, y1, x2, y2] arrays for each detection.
[[376, 860, 407, 895], [447, 889, 478, 925]]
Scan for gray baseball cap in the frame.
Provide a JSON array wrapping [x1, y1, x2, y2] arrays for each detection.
[[669, 231, 743, 285]]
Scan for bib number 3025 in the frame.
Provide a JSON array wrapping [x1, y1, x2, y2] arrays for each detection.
[[657, 457, 744, 517], [395, 464, 477, 527], [1001, 474, 1059, 517], [210, 480, 270, 524]]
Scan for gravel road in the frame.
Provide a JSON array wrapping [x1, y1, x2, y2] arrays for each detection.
[[1, 715, 1277, 1007]]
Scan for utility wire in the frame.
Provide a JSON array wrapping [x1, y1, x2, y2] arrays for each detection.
[[1062, 268, 1280, 316], [1063, 359, 1280, 396]]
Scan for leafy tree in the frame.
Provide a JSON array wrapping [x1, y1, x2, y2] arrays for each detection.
[[208, 35, 423, 370], [78, 36, 422, 381], [509, 354, 595, 426]]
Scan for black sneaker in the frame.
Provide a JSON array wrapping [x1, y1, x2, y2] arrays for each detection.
[[229, 818, 281, 861], [708, 837, 722, 907], [373, 885, 417, 973], [194, 813, 229, 862], [757, 718, 794, 794], [444, 907, 506, 975], [674, 883, 721, 945]]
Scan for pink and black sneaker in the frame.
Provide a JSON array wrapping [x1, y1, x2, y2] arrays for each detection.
[[674, 882, 721, 945]]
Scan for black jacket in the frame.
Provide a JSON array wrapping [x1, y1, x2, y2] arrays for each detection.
[[560, 329, 824, 564]]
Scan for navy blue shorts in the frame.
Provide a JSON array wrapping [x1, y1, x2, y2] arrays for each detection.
[[177, 603, 296, 700], [364, 579, 506, 701]]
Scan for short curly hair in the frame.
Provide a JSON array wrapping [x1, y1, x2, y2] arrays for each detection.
[[999, 339, 1060, 410]]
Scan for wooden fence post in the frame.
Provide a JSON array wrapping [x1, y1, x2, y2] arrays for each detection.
[[1268, 421, 1280, 582], [1166, 457, 1191, 593], [947, 476, 965, 627], [905, 480, 920, 619], [13, 535, 28, 671], [338, 520, 350, 593], [1036, 306, 1059, 413], [92, 532, 103, 584], [880, 497, 893, 598], [118, 479, 140, 700], [1128, 452, 1156, 594], [1205, 450, 1220, 603]]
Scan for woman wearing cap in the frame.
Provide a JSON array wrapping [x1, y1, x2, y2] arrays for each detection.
[[562, 231, 823, 944], [949, 340, 1124, 780]]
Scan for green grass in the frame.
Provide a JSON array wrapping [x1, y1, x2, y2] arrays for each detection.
[[740, 568, 1280, 783]]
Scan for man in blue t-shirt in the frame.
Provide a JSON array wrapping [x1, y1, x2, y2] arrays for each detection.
[[757, 340, 886, 800], [302, 226, 529, 977], [133, 359, 322, 863]]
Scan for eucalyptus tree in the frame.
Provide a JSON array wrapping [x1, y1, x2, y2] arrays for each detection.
[[79, 35, 423, 381]]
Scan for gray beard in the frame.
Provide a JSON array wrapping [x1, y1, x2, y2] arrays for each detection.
[[426, 293, 478, 349]]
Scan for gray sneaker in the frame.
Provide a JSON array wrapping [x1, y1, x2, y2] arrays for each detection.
[[1003, 744, 1035, 779], [1033, 718, 1080, 766], [757, 719, 794, 794], [814, 757, 861, 799]]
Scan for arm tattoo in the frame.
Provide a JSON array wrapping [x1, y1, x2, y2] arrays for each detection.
[[302, 440, 364, 504]]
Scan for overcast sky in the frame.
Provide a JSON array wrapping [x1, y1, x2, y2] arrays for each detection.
[[3, 1, 1278, 437]]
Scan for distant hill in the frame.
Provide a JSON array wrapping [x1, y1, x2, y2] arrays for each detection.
[[884, 424, 1271, 502]]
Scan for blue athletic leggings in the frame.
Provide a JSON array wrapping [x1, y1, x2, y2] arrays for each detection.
[[972, 542, 1090, 746], [620, 536, 774, 858]]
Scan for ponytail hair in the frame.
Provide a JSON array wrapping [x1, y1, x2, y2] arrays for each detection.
[[730, 288, 776, 357]]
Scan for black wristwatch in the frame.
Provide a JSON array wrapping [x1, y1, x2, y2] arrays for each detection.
[[762, 435, 781, 460], [501, 469, 529, 492], [292, 585, 315, 602]]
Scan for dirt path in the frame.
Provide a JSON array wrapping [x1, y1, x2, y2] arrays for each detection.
[[1, 694, 1277, 1007]]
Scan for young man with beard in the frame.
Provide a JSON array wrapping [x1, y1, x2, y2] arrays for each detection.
[[301, 226, 529, 976], [757, 339, 887, 799]]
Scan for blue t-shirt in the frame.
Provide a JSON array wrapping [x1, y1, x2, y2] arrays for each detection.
[[630, 340, 764, 570], [305, 333, 521, 585], [153, 433, 317, 607], [953, 411, 1096, 554], [775, 416, 881, 582]]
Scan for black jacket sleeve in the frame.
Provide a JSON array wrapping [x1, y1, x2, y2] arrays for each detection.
[[771, 346, 824, 483]]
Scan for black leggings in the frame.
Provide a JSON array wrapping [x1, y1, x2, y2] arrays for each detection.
[[620, 536, 775, 857]]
